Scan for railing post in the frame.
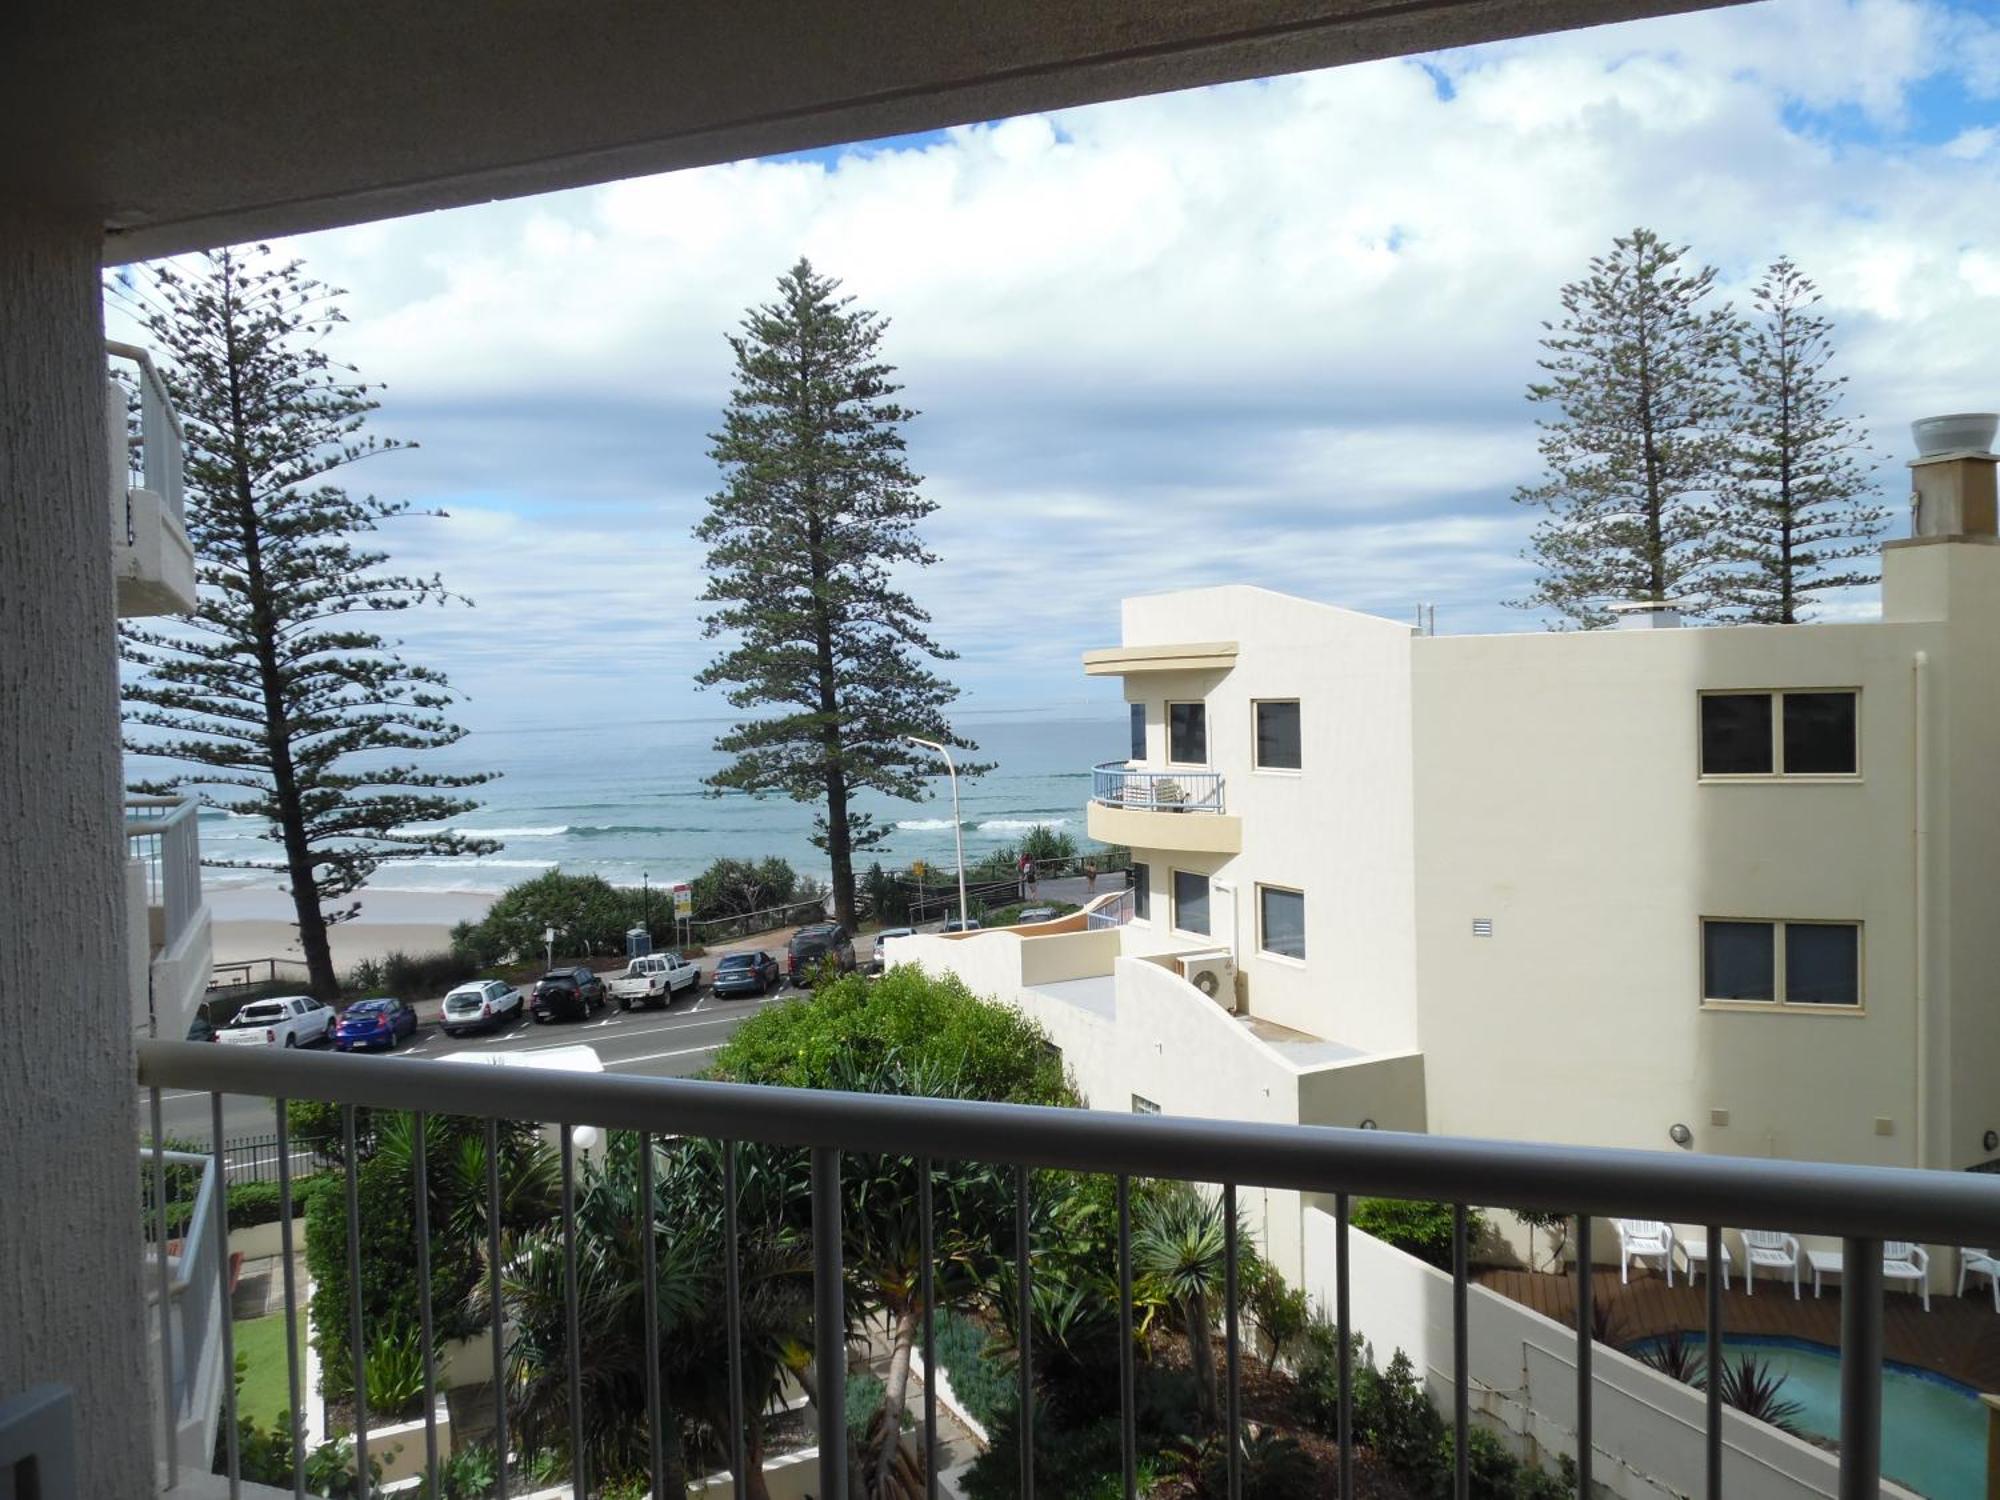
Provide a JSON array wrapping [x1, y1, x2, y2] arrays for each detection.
[[1575, 1214, 1592, 1498], [149, 1090, 178, 1487], [1839, 1236, 1883, 1500], [813, 1146, 847, 1500]]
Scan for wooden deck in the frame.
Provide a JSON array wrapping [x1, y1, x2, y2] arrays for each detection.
[[1477, 1266, 2000, 1392]]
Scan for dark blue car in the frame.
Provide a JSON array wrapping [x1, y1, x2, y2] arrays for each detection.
[[333, 997, 418, 1051], [710, 950, 779, 998]]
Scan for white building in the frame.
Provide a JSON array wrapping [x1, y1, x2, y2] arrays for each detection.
[[896, 430, 2000, 1277]]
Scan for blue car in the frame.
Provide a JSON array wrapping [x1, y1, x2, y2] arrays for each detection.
[[333, 997, 418, 1051]]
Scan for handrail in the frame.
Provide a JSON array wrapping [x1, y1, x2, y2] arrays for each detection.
[[105, 340, 185, 531], [1092, 759, 1226, 814], [138, 1040, 2000, 1244], [124, 796, 203, 950]]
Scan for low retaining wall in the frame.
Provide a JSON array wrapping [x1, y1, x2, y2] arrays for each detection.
[[1301, 1210, 1916, 1500]]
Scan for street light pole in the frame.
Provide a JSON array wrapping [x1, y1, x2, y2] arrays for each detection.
[[905, 735, 967, 929]]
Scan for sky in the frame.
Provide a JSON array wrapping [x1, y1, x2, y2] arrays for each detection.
[[112, 0, 2000, 729]]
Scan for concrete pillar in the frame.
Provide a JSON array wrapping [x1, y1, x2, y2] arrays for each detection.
[[0, 200, 155, 1494]]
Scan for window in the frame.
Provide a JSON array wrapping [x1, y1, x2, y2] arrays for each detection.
[[1172, 869, 1210, 936], [1258, 885, 1305, 960], [1701, 918, 1861, 1008], [1168, 701, 1207, 764], [1131, 862, 1150, 921], [1700, 690, 1857, 777], [1132, 1094, 1162, 1115], [1129, 703, 1146, 761], [1254, 700, 1301, 771]]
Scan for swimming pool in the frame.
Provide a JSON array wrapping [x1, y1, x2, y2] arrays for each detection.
[[1627, 1334, 1982, 1498]]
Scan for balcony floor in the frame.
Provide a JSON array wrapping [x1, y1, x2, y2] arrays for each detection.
[[1479, 1266, 2000, 1391]]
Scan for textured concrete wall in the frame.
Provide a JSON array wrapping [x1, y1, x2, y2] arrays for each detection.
[[0, 201, 154, 1493]]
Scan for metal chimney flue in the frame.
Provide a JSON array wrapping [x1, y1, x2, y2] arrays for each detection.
[[1909, 413, 1999, 539]]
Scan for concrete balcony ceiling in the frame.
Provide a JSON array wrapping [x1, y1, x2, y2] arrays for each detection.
[[6, 1, 1742, 263]]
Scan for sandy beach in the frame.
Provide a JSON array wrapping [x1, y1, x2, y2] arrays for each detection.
[[209, 887, 497, 970]]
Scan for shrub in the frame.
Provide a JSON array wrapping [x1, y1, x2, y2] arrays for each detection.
[[417, 1444, 498, 1500], [364, 1317, 432, 1419], [286, 1100, 375, 1167], [1193, 1427, 1316, 1499], [935, 1310, 1015, 1432], [1367, 1350, 1446, 1491], [375, 948, 480, 998], [846, 1371, 888, 1448], [1018, 824, 1078, 866], [1244, 1259, 1310, 1370], [1634, 1328, 1703, 1383], [1352, 1199, 1485, 1271], [226, 1179, 284, 1229], [1293, 1315, 1369, 1440]]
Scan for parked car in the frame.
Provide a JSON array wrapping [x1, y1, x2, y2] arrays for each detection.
[[1015, 906, 1059, 924], [608, 951, 700, 1010], [941, 917, 983, 933], [333, 996, 418, 1051], [440, 978, 525, 1036], [710, 950, 780, 998], [531, 966, 607, 1023], [786, 922, 856, 987], [185, 1013, 217, 1043], [217, 995, 334, 1049], [870, 927, 914, 974]]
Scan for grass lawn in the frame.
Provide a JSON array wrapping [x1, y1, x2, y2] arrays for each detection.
[[232, 1311, 307, 1428]]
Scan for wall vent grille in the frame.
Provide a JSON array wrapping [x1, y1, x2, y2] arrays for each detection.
[[1472, 918, 1494, 938]]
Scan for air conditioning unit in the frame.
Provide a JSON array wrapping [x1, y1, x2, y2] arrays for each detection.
[[1176, 950, 1238, 1012]]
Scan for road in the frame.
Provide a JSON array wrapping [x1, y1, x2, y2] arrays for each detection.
[[149, 984, 792, 1153]]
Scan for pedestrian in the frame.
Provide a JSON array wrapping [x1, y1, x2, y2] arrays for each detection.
[[1083, 858, 1097, 893], [1018, 851, 1033, 898]]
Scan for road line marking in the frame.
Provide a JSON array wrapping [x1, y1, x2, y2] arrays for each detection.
[[610, 1043, 725, 1067]]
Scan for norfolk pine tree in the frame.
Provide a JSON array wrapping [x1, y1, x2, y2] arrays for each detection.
[[1511, 228, 1743, 627], [119, 249, 495, 1000], [1724, 257, 1887, 623], [696, 259, 983, 932]]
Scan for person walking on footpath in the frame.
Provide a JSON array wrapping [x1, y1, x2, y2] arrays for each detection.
[[1018, 851, 1034, 899]]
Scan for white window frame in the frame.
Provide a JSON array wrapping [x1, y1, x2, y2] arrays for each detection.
[[1130, 861, 1152, 924], [1256, 882, 1307, 965], [1252, 698, 1303, 775], [1699, 917, 1865, 1013], [1697, 688, 1862, 781], [1166, 700, 1209, 768], [1128, 701, 1148, 763], [1170, 867, 1211, 939]]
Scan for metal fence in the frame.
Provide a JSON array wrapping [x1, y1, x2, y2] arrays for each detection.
[[138, 1038, 2000, 1500], [1091, 760, 1226, 814]]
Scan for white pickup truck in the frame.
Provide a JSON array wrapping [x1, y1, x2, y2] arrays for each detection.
[[218, 994, 335, 1048], [607, 952, 700, 1010]]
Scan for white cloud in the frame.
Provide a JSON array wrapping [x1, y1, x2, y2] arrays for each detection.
[[121, 0, 2000, 723]]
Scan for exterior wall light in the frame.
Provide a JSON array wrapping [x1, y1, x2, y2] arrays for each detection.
[[1985, 1129, 1998, 1153], [1668, 1123, 1694, 1149], [1358, 1118, 1378, 1130]]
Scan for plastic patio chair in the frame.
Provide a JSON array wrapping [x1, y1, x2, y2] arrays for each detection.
[[1612, 1219, 1675, 1285], [1741, 1230, 1802, 1299], [1959, 1247, 1999, 1311], [1883, 1242, 1931, 1311]]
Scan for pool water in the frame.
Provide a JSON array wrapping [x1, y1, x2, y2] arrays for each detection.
[[1628, 1334, 1982, 1498]]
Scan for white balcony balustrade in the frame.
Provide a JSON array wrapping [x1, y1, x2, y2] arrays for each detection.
[[126, 796, 211, 1037], [106, 341, 195, 617], [1088, 761, 1242, 855]]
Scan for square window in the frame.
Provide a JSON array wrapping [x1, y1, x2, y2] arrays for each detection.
[[1131, 863, 1150, 921], [1129, 703, 1146, 762], [1259, 886, 1306, 960], [1255, 701, 1302, 771], [1701, 695, 1773, 775], [1173, 870, 1210, 936], [1782, 693, 1857, 775], [1169, 702, 1207, 765], [1132, 1094, 1162, 1115], [1786, 923, 1860, 1005], [1703, 920, 1775, 1001]]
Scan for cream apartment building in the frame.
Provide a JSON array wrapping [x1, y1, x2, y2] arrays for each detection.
[[898, 430, 2000, 1276]]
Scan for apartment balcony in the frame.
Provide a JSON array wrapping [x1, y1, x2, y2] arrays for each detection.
[[116, 1039, 2000, 1500], [1087, 760, 1242, 854], [126, 796, 212, 1038], [107, 341, 195, 618]]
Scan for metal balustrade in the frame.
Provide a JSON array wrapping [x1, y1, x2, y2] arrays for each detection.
[[138, 1039, 2000, 1500], [126, 796, 204, 961], [1091, 760, 1225, 815], [106, 341, 187, 532]]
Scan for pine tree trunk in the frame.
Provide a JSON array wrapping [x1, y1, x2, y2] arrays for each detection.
[[806, 501, 858, 933], [1188, 1289, 1218, 1426]]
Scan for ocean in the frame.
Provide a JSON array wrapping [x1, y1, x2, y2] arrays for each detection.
[[182, 712, 1126, 897]]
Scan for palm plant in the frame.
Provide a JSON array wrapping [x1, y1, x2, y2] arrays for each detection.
[[1133, 1182, 1236, 1427], [1633, 1328, 1703, 1383], [1712, 1354, 1806, 1437]]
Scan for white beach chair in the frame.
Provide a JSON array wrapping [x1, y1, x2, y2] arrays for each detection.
[[1883, 1242, 1931, 1311], [1741, 1230, 1802, 1299], [1613, 1219, 1675, 1285], [1958, 1247, 1999, 1311]]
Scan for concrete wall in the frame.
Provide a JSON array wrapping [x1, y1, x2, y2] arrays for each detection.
[[0, 202, 153, 1495], [1301, 1211, 1914, 1500], [1117, 586, 1419, 1052], [1410, 588, 1950, 1171]]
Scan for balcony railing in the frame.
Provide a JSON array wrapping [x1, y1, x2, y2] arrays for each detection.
[[106, 341, 186, 534], [1091, 761, 1225, 814], [136, 1039, 2000, 1499], [140, 1142, 227, 1464], [126, 796, 204, 959]]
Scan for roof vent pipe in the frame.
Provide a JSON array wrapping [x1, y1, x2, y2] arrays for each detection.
[[1608, 600, 1684, 630]]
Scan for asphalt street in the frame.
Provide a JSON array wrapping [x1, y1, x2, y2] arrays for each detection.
[[150, 984, 791, 1154]]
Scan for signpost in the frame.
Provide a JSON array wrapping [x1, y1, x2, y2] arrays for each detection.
[[673, 883, 693, 949], [543, 926, 556, 970]]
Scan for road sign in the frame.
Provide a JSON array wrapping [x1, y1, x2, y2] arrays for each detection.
[[672, 883, 693, 920]]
